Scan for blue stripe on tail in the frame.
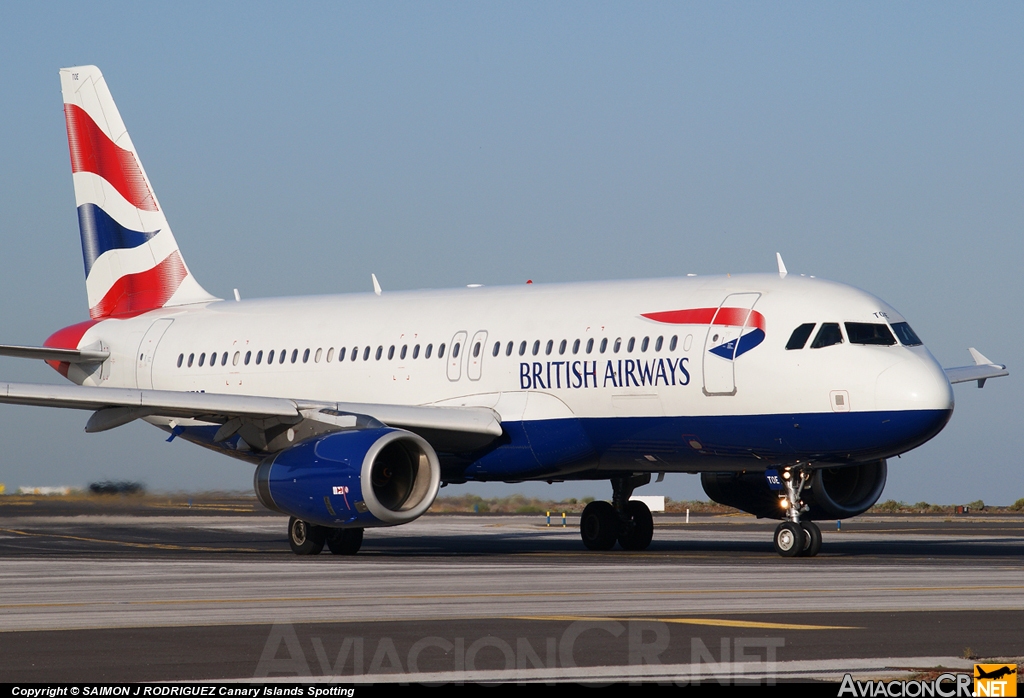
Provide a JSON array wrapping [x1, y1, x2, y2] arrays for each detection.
[[77, 203, 158, 275]]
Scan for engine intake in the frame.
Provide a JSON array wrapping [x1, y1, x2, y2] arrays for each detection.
[[254, 427, 440, 527], [701, 460, 887, 521]]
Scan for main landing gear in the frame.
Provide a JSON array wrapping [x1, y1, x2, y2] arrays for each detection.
[[288, 517, 363, 556], [580, 474, 655, 551], [772, 468, 822, 558]]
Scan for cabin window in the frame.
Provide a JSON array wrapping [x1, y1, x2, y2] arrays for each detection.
[[245, 351, 251, 365], [786, 323, 816, 350], [301, 349, 309, 363], [613, 338, 622, 353], [401, 345, 407, 360], [425, 344, 433, 359], [627, 337, 635, 352], [473, 342, 481, 358], [491, 341, 499, 357], [655, 336, 663, 352], [670, 335, 678, 351], [326, 347, 334, 362], [315, 348, 322, 362], [350, 347, 357, 361], [388, 345, 395, 360], [438, 343, 446, 358], [199, 353, 206, 367], [586, 338, 594, 354], [363, 346, 370, 361], [810, 323, 844, 349], [337, 347, 345, 361], [558, 339, 567, 355], [572, 339, 580, 354], [600, 338, 608, 353], [519, 341, 527, 356], [267, 350, 275, 364], [505, 341, 513, 356], [177, 354, 184, 368], [376, 346, 383, 360], [232, 351, 240, 366], [453, 342, 461, 358], [222, 352, 228, 366], [412, 344, 420, 359], [532, 340, 540, 356], [256, 350, 264, 365], [845, 323, 896, 346], [544, 340, 553, 355], [188, 353, 195, 367], [890, 322, 923, 346], [641, 337, 649, 352]]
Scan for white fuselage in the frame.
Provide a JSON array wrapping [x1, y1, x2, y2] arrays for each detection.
[[61, 273, 954, 479]]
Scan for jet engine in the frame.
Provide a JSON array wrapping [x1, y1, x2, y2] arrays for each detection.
[[254, 427, 440, 528], [701, 460, 887, 521]]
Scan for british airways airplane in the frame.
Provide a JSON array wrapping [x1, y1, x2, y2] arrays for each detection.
[[0, 66, 1009, 557]]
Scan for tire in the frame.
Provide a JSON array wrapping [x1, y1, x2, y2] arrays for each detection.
[[326, 527, 364, 555], [773, 522, 805, 557], [618, 500, 654, 551], [580, 501, 618, 551], [288, 517, 325, 555], [800, 521, 822, 558]]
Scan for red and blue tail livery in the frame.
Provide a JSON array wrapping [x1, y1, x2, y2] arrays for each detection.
[[59, 66, 215, 319]]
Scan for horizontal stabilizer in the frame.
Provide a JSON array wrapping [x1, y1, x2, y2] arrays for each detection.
[[0, 345, 109, 363], [944, 347, 1009, 388]]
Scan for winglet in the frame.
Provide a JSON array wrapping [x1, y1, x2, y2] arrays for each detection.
[[372, 274, 382, 296], [776, 253, 788, 278], [969, 347, 992, 366]]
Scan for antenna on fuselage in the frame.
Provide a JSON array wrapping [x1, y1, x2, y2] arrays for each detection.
[[372, 273, 382, 296], [776, 253, 788, 278]]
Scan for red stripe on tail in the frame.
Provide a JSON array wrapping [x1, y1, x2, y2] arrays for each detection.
[[89, 251, 188, 319], [64, 103, 158, 212]]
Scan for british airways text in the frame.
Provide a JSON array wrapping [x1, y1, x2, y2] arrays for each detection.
[[520, 358, 690, 390]]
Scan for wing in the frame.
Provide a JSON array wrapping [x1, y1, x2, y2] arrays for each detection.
[[943, 347, 1009, 388], [0, 382, 502, 452]]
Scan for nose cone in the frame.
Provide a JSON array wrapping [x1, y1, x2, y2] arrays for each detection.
[[874, 349, 954, 452], [875, 349, 954, 413]]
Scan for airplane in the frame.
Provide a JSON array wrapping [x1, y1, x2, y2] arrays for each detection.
[[975, 666, 1016, 681], [0, 65, 1009, 558]]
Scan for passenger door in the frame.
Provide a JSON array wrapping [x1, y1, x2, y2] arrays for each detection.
[[702, 293, 760, 396]]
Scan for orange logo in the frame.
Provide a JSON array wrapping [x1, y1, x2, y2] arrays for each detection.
[[975, 664, 1017, 697]]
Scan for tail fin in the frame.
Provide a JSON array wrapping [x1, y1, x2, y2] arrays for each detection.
[[59, 65, 216, 319]]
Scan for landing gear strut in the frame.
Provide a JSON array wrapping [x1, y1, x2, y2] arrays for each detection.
[[579, 474, 655, 551], [772, 468, 822, 557]]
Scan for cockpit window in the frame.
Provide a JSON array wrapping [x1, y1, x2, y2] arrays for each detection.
[[845, 323, 896, 346], [810, 323, 843, 348], [890, 322, 923, 346], [786, 323, 816, 350]]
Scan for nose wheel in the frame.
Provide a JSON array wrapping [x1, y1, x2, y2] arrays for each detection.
[[772, 468, 823, 557]]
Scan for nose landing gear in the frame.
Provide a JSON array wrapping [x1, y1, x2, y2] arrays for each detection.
[[772, 468, 822, 557]]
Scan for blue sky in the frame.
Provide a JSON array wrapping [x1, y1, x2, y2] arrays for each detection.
[[0, 2, 1020, 503]]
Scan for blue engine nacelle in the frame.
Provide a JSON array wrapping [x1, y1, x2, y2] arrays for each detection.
[[254, 427, 441, 528]]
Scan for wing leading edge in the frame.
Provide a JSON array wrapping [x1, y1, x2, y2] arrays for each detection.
[[0, 382, 502, 450]]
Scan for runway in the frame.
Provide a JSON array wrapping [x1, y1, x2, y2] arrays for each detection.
[[0, 504, 1022, 683]]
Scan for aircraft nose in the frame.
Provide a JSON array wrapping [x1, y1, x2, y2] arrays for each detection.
[[874, 350, 954, 413]]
